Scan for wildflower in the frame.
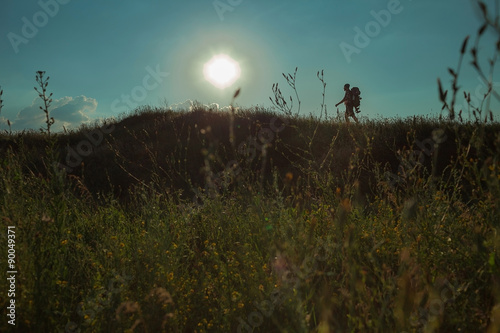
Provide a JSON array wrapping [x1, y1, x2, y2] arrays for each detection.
[[341, 198, 352, 212], [76, 234, 83, 240], [61, 240, 68, 245], [120, 242, 125, 248], [237, 302, 244, 308]]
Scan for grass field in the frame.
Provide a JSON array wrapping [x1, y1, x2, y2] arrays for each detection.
[[0, 104, 499, 332]]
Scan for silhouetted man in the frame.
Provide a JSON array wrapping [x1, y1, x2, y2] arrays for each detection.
[[335, 83, 359, 123]]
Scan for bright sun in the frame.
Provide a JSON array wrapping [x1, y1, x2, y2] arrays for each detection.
[[203, 54, 241, 89]]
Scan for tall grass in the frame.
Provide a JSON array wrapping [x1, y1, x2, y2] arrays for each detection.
[[0, 102, 499, 332]]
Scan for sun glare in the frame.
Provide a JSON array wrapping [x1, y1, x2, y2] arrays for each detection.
[[203, 54, 241, 89]]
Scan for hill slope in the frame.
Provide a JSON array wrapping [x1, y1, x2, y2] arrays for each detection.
[[0, 106, 499, 332]]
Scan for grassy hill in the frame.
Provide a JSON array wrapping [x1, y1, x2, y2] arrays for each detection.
[[1, 105, 499, 332]]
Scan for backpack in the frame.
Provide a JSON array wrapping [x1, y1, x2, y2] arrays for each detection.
[[350, 87, 361, 110]]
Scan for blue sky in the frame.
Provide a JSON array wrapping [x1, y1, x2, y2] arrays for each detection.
[[1, 0, 499, 131]]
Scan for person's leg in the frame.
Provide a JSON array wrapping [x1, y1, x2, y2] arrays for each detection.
[[346, 106, 354, 123], [352, 112, 359, 123]]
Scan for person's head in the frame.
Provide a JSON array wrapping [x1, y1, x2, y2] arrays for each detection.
[[344, 83, 350, 91]]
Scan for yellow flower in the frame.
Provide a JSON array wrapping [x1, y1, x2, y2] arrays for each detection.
[[119, 242, 125, 248], [259, 284, 264, 292], [76, 234, 83, 240], [237, 302, 244, 308], [61, 240, 68, 245]]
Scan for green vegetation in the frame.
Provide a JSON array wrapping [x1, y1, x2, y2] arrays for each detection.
[[1, 2, 500, 329], [0, 103, 499, 332]]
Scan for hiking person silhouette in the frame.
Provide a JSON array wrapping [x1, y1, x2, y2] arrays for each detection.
[[335, 83, 359, 123]]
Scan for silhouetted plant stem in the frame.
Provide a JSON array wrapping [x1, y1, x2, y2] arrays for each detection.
[[35, 71, 55, 137]]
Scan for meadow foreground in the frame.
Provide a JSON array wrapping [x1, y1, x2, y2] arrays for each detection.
[[1, 107, 499, 332]]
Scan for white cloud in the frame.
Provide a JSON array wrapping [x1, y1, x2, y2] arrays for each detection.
[[168, 99, 194, 112], [12, 95, 97, 132], [168, 100, 235, 112]]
